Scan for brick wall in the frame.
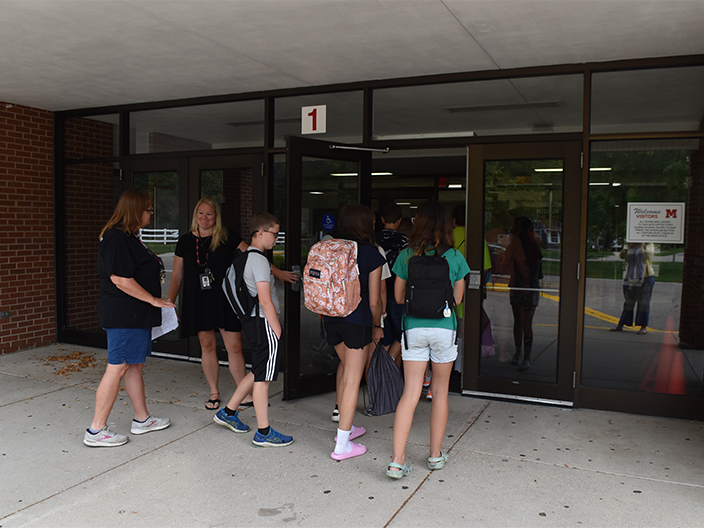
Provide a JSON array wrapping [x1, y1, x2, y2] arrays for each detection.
[[0, 102, 55, 354], [63, 119, 117, 333], [63, 164, 115, 332], [221, 168, 253, 242]]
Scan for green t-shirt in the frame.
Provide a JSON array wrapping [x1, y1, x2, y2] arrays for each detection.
[[392, 246, 470, 331]]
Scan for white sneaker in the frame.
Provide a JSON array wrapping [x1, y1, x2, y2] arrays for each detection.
[[84, 426, 128, 447], [332, 406, 340, 422], [130, 415, 171, 435]]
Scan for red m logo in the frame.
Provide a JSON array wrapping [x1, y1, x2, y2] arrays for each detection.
[[666, 209, 677, 218]]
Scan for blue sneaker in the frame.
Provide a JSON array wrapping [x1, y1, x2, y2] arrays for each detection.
[[213, 409, 249, 433], [252, 427, 294, 447]]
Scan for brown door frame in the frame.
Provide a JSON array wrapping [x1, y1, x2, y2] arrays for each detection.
[[463, 141, 583, 404]]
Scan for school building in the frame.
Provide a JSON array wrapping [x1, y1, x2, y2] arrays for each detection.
[[1, 1, 703, 420]]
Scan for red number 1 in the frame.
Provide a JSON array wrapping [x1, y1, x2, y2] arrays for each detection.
[[308, 108, 317, 131]]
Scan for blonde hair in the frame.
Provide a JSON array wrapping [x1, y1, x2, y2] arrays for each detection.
[[191, 197, 227, 250], [100, 190, 151, 239]]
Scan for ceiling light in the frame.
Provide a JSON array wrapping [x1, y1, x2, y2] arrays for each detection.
[[590, 167, 612, 171], [448, 184, 463, 189], [589, 182, 609, 186], [309, 191, 324, 195], [612, 182, 621, 187], [534, 168, 563, 172], [397, 202, 411, 205]]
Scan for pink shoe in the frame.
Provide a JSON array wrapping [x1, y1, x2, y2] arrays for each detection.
[[334, 425, 366, 442], [331, 441, 367, 460]]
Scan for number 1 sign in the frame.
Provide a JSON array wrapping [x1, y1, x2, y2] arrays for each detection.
[[301, 105, 326, 134]]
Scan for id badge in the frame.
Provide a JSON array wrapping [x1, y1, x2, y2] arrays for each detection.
[[200, 273, 212, 290]]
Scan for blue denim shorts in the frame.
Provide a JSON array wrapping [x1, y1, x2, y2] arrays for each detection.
[[402, 327, 458, 364], [104, 328, 152, 365]]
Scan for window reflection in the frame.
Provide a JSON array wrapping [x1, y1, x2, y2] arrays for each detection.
[[482, 160, 563, 383], [583, 139, 703, 394]]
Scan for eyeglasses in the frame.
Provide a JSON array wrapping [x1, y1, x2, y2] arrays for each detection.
[[263, 230, 279, 238]]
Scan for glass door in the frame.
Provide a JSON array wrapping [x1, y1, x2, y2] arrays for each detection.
[[188, 155, 264, 363], [123, 155, 262, 359], [123, 157, 188, 356], [464, 142, 582, 404], [283, 137, 371, 400]]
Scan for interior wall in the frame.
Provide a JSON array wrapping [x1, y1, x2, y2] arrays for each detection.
[[0, 102, 56, 354]]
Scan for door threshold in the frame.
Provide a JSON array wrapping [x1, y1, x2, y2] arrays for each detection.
[[462, 390, 573, 407], [151, 351, 251, 369]]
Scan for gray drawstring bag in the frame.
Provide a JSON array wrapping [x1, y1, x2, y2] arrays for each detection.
[[365, 341, 404, 416]]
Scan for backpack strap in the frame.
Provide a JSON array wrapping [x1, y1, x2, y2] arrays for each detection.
[[244, 247, 267, 321]]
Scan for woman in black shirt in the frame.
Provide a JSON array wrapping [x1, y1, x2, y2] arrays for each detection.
[[84, 190, 175, 448]]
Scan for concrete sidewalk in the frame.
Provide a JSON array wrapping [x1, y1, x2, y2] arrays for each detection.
[[1, 344, 702, 527]]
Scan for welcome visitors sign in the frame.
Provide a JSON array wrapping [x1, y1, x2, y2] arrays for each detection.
[[626, 202, 685, 244]]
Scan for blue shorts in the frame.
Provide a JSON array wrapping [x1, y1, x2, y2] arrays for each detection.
[[381, 300, 403, 346], [104, 328, 152, 365], [402, 327, 457, 364]]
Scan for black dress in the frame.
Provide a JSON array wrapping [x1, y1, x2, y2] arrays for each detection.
[[174, 230, 243, 337]]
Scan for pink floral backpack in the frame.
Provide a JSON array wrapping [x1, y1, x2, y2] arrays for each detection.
[[303, 239, 361, 317]]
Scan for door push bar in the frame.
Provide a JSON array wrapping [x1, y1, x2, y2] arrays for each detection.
[[329, 145, 390, 153]]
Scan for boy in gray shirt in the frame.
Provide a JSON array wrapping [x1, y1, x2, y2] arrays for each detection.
[[214, 212, 293, 447]]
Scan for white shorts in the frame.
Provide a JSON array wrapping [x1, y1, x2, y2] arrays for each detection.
[[402, 327, 458, 364]]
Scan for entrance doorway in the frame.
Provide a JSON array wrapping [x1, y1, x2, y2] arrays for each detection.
[[122, 154, 264, 361], [464, 142, 582, 404], [282, 137, 371, 399]]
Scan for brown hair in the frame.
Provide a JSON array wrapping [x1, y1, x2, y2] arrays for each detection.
[[191, 196, 227, 250], [100, 190, 152, 239], [338, 204, 375, 245], [250, 212, 279, 233], [408, 200, 454, 256]]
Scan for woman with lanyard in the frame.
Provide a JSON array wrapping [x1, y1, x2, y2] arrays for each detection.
[[168, 197, 296, 410], [84, 190, 175, 447]]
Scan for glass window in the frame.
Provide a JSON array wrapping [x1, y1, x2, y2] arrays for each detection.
[[371, 148, 467, 218], [64, 115, 119, 159], [130, 100, 265, 154], [591, 66, 704, 134], [481, 160, 564, 382], [582, 138, 703, 395], [64, 162, 120, 332], [373, 75, 583, 140], [274, 92, 363, 147]]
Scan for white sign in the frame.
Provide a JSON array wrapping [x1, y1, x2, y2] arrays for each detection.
[[626, 202, 685, 244], [301, 105, 326, 134]]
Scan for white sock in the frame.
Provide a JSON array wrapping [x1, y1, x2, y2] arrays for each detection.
[[334, 428, 352, 454]]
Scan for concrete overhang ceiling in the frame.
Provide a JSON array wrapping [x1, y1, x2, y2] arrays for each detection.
[[1, 0, 703, 112]]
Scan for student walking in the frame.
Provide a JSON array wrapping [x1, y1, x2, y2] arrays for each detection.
[[375, 202, 408, 366], [213, 212, 293, 447], [387, 200, 469, 478], [323, 205, 385, 461]]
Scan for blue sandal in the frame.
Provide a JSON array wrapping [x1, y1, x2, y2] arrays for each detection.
[[427, 451, 449, 470], [386, 461, 412, 479]]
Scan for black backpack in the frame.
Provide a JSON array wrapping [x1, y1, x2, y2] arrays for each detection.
[[222, 248, 265, 322], [404, 246, 456, 319]]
